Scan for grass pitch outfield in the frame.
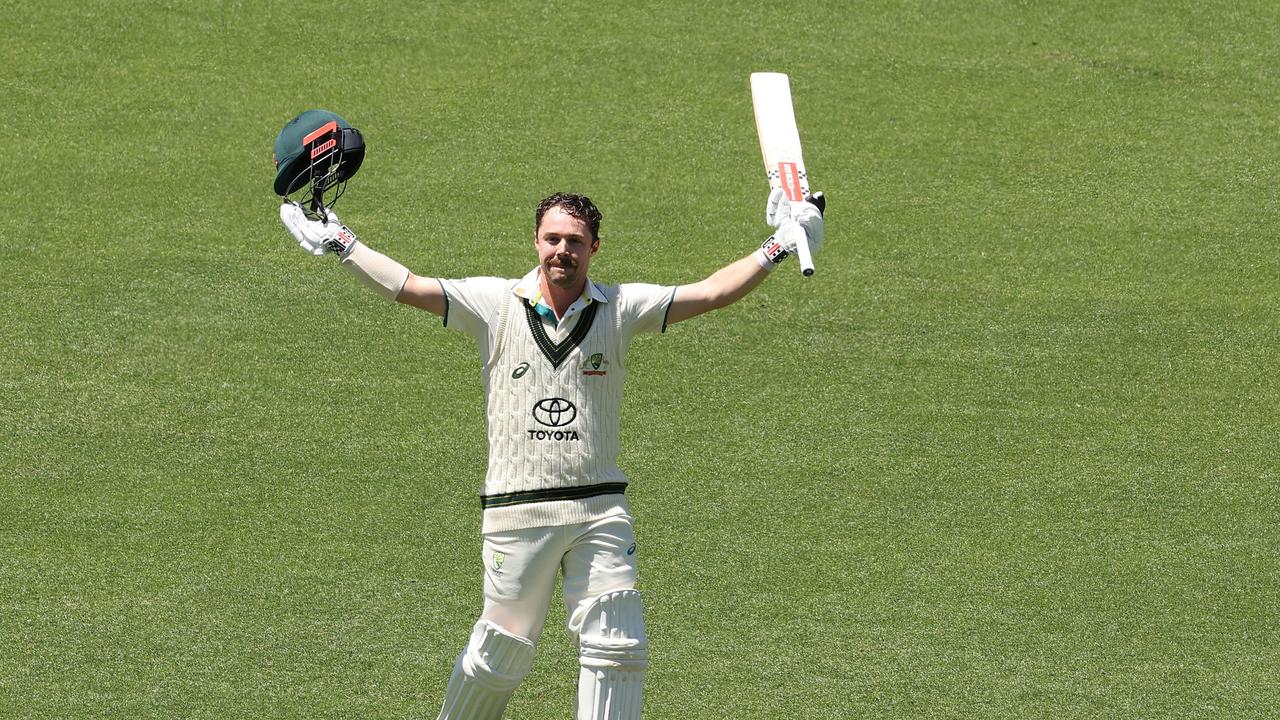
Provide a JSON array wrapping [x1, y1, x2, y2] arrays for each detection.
[[3, 1, 1278, 718]]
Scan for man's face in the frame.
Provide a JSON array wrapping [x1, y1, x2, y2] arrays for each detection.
[[535, 205, 599, 289]]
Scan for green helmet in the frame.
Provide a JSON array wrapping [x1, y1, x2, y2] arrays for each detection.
[[272, 109, 365, 196]]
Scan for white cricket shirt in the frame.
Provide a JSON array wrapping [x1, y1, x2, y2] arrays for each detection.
[[439, 267, 675, 533]]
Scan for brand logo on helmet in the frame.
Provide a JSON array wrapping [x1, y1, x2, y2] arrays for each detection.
[[303, 121, 339, 159], [532, 397, 576, 427]]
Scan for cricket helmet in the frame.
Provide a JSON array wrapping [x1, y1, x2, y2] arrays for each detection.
[[272, 109, 365, 197]]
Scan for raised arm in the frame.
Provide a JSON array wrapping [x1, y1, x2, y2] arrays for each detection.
[[666, 253, 772, 325], [665, 190, 825, 326], [279, 201, 446, 316], [396, 273, 447, 315]]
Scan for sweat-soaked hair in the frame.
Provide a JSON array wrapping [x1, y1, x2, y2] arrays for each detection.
[[535, 192, 602, 242]]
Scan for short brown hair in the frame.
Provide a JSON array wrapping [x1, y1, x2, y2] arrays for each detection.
[[536, 192, 602, 241]]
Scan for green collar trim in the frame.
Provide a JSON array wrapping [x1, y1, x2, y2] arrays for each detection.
[[523, 297, 599, 369]]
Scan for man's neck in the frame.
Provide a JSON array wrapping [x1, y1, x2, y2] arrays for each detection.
[[539, 274, 587, 320]]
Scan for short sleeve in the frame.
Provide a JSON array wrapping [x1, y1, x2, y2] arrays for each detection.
[[438, 276, 512, 339], [616, 283, 677, 343]]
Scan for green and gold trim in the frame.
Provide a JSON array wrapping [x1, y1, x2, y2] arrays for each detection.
[[523, 298, 599, 368], [481, 482, 628, 508]]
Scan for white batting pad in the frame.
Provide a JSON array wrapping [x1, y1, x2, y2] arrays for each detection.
[[438, 620, 536, 720], [577, 589, 647, 720]]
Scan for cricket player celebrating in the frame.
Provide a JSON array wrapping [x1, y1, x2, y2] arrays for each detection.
[[278, 189, 823, 718]]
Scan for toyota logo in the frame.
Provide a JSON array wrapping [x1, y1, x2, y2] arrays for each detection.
[[533, 397, 577, 427]]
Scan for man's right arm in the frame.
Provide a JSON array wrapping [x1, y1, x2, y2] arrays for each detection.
[[342, 245, 509, 336], [339, 244, 449, 317], [396, 273, 447, 316], [279, 201, 446, 316]]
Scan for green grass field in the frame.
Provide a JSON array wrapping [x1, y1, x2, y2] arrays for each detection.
[[3, 1, 1278, 717]]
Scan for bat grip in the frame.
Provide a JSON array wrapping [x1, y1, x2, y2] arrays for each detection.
[[794, 191, 821, 276], [795, 232, 816, 276]]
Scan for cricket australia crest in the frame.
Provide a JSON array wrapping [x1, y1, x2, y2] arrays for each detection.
[[582, 352, 609, 377]]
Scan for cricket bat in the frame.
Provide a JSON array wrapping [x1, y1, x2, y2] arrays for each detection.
[[751, 72, 823, 276]]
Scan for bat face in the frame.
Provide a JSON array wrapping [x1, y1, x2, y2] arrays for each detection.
[[751, 71, 817, 276], [752, 72, 812, 201], [771, 161, 808, 202]]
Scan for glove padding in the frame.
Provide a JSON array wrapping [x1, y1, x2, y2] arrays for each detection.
[[764, 187, 789, 227], [279, 201, 359, 257], [764, 187, 824, 252]]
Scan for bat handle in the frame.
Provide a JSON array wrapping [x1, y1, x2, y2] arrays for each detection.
[[795, 191, 822, 277], [796, 230, 816, 276]]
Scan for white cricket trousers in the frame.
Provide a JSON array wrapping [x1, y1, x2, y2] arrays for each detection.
[[479, 513, 639, 643]]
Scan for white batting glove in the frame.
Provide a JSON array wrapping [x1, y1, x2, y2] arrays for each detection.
[[764, 187, 790, 228], [764, 187, 825, 249], [757, 221, 816, 266], [279, 201, 359, 257], [790, 198, 824, 250], [757, 189, 824, 269]]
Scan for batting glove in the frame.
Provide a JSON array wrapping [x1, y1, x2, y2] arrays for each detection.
[[757, 189, 824, 269], [764, 187, 825, 249], [764, 187, 790, 227], [790, 197, 824, 250], [279, 201, 359, 258], [757, 220, 816, 265]]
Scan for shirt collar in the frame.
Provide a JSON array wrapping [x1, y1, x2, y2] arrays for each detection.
[[513, 267, 608, 305], [513, 267, 608, 326]]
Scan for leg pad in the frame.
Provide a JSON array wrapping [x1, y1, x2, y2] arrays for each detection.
[[438, 620, 535, 719], [577, 589, 647, 720]]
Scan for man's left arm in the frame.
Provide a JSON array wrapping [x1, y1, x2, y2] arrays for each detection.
[[665, 190, 825, 326], [665, 253, 771, 326]]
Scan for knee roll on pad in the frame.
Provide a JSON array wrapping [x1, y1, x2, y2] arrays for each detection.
[[438, 620, 535, 719], [577, 589, 647, 720]]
